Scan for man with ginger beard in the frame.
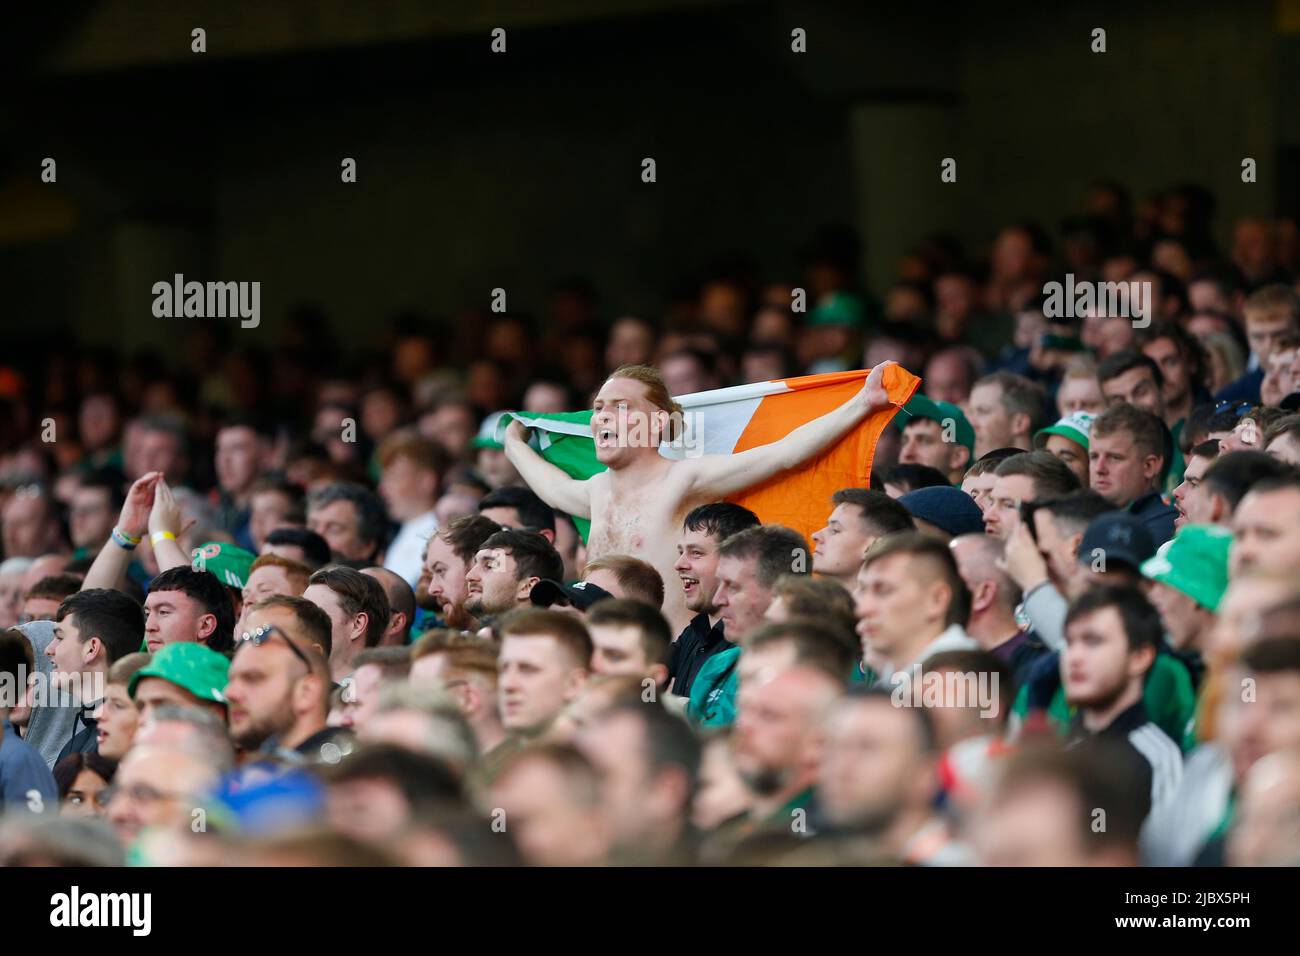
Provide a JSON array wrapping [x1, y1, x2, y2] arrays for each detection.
[[225, 595, 347, 762], [419, 514, 500, 630]]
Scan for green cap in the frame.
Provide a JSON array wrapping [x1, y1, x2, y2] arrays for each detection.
[[128, 641, 230, 705], [894, 394, 976, 456], [1035, 411, 1095, 452], [808, 291, 866, 329], [472, 410, 508, 450], [1140, 524, 1232, 612], [192, 541, 255, 590]]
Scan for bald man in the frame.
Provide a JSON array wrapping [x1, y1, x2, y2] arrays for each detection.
[[949, 534, 1047, 686], [363, 566, 416, 647]]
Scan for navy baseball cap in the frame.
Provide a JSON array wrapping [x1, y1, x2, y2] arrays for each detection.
[[1076, 511, 1156, 571], [898, 486, 985, 538]]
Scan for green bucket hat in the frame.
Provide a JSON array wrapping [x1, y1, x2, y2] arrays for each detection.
[[808, 291, 867, 329], [128, 641, 230, 705], [472, 410, 508, 450], [894, 394, 976, 457], [1140, 524, 1232, 612], [191, 541, 255, 590], [1035, 411, 1095, 451]]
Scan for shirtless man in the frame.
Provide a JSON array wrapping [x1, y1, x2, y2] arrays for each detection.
[[505, 362, 896, 633]]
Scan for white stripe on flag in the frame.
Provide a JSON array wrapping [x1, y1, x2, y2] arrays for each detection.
[[674, 378, 791, 409], [661, 394, 764, 460]]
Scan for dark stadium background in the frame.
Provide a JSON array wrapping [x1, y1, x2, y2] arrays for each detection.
[[1, 0, 1294, 357]]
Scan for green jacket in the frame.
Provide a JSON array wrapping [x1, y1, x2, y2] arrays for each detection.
[[1164, 419, 1187, 496], [687, 645, 741, 729]]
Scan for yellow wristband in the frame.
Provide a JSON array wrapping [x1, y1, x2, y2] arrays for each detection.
[[151, 530, 177, 545]]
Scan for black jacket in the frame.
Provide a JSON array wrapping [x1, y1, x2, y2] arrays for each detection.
[[669, 613, 730, 698], [1128, 490, 1178, 548], [55, 701, 100, 765]]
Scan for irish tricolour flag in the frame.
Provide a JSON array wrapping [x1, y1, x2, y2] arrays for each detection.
[[497, 365, 920, 544]]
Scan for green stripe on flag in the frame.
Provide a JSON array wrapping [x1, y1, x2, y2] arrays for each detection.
[[498, 411, 604, 542]]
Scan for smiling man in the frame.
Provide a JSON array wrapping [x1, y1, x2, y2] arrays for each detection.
[[669, 504, 759, 698], [686, 525, 810, 728], [1098, 350, 1166, 419], [47, 589, 144, 763], [505, 362, 898, 634]]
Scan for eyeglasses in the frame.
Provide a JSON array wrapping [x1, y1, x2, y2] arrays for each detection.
[[238, 623, 313, 671]]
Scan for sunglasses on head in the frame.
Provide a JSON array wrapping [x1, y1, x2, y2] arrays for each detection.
[[1213, 400, 1253, 419], [238, 623, 313, 670]]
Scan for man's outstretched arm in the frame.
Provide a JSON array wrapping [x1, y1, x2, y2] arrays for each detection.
[[686, 362, 898, 499], [503, 420, 593, 519]]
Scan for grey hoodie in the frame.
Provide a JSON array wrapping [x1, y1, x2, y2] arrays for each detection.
[[14, 621, 81, 769]]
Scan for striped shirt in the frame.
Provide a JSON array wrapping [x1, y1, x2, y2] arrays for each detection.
[[1067, 701, 1184, 819]]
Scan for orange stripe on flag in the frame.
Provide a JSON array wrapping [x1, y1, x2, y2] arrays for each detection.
[[727, 365, 920, 546]]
